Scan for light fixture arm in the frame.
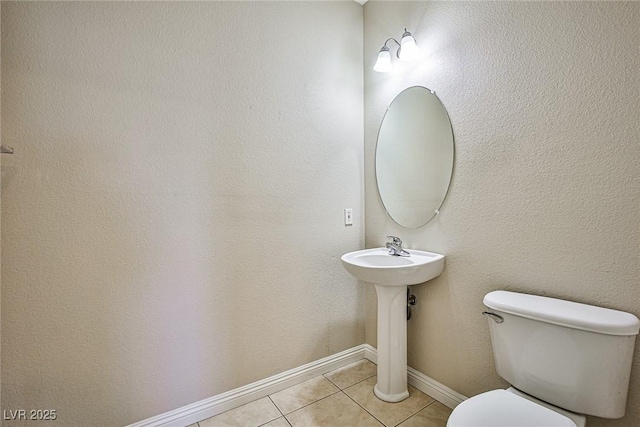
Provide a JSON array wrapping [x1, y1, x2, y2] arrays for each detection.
[[381, 38, 402, 58], [374, 28, 420, 73]]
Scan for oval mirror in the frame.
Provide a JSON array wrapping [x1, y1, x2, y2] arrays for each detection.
[[375, 86, 454, 228]]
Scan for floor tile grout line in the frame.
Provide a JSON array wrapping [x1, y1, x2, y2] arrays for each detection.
[[340, 382, 437, 427], [423, 400, 437, 408], [277, 389, 344, 417], [197, 396, 283, 427], [391, 401, 434, 427], [321, 373, 339, 389], [392, 394, 438, 427], [341, 390, 388, 426], [266, 394, 293, 427], [322, 359, 378, 389], [255, 414, 291, 427], [330, 372, 377, 392], [268, 395, 286, 418], [347, 373, 376, 389]]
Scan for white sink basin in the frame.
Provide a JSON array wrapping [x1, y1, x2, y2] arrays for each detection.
[[341, 247, 445, 286]]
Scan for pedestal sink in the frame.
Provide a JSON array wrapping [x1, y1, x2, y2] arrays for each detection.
[[341, 247, 445, 402]]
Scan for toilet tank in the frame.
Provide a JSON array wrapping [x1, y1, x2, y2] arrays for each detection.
[[483, 291, 640, 419]]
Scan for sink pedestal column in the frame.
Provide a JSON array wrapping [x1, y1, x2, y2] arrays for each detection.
[[374, 284, 410, 402]]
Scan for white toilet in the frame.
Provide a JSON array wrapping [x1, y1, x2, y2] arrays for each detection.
[[447, 290, 640, 427]]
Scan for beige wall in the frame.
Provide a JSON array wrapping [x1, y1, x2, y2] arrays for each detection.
[[0, 2, 2, 412], [364, 1, 640, 426], [4, 1, 640, 426], [1, 2, 364, 425]]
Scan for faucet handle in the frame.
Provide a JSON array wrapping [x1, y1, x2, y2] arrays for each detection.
[[386, 236, 402, 245]]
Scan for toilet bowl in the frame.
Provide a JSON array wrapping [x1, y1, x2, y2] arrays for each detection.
[[447, 387, 585, 427], [446, 291, 639, 427]]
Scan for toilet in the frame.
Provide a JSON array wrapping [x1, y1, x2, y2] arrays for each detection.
[[447, 290, 640, 427]]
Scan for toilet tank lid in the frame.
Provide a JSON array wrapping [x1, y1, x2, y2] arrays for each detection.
[[484, 291, 640, 336]]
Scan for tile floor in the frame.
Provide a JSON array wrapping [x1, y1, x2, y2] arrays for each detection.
[[190, 359, 451, 427]]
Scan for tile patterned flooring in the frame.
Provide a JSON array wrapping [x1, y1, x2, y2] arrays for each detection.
[[190, 359, 451, 427]]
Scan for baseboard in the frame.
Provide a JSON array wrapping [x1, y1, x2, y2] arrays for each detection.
[[126, 344, 368, 427], [362, 343, 467, 410], [129, 343, 467, 427], [407, 366, 467, 409]]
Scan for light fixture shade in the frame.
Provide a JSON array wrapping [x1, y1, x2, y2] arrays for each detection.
[[374, 47, 392, 73], [399, 31, 420, 61]]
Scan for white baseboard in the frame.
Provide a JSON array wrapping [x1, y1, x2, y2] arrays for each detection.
[[128, 343, 466, 427], [407, 366, 467, 409], [126, 345, 368, 427], [362, 344, 467, 410]]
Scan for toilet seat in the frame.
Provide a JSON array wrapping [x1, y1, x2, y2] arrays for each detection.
[[447, 390, 577, 427]]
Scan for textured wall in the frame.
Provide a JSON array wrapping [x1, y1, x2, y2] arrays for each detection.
[[0, 2, 3, 412], [364, 2, 639, 426], [1, 2, 364, 425]]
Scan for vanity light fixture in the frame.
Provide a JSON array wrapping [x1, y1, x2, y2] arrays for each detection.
[[373, 29, 420, 73]]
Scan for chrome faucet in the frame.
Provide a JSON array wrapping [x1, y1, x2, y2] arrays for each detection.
[[386, 236, 410, 257]]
